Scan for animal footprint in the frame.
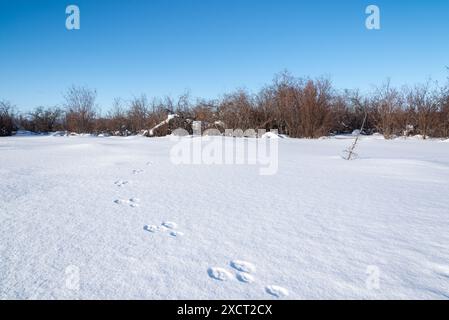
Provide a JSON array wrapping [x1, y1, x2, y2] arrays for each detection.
[[169, 230, 184, 237], [143, 225, 160, 233], [208, 260, 256, 284], [114, 198, 140, 207], [162, 221, 177, 229], [208, 267, 233, 281], [132, 169, 144, 175], [114, 180, 129, 187], [236, 273, 255, 283], [144, 221, 183, 237], [230, 260, 256, 273], [128, 198, 140, 207], [265, 285, 289, 298], [208, 261, 289, 297], [146, 161, 152, 166]]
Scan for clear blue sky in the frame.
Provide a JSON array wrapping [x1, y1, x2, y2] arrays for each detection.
[[1, 0, 448, 112]]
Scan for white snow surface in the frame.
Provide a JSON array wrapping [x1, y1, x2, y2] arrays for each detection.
[[260, 131, 281, 139], [1, 135, 449, 299]]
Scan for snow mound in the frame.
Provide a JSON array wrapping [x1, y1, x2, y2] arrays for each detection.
[[260, 132, 281, 139], [51, 131, 66, 136], [409, 134, 428, 140], [370, 133, 385, 140]]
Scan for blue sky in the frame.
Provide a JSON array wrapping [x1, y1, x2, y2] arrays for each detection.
[[0, 0, 448, 112]]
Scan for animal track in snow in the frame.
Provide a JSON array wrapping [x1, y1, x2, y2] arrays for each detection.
[[114, 180, 129, 187], [236, 273, 255, 283], [265, 285, 289, 298], [144, 221, 183, 237], [169, 230, 184, 237], [208, 260, 288, 297], [208, 267, 233, 281], [128, 198, 140, 207], [146, 161, 152, 166], [132, 169, 144, 175], [162, 221, 177, 229], [143, 225, 160, 233], [209, 260, 256, 283], [230, 260, 256, 273], [114, 198, 140, 207]]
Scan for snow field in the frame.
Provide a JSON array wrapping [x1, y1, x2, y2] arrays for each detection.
[[0, 135, 449, 299]]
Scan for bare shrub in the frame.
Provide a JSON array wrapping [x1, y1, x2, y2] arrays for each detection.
[[128, 95, 149, 134], [438, 87, 449, 138], [63, 85, 97, 133], [406, 81, 440, 139], [0, 100, 16, 136], [6, 71, 449, 139], [106, 98, 129, 135], [218, 90, 256, 131], [297, 78, 334, 138], [265, 73, 335, 138], [26, 106, 63, 133], [370, 80, 404, 138]]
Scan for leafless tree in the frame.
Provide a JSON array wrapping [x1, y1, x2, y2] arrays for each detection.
[[128, 95, 149, 133], [63, 85, 97, 133], [371, 80, 403, 138], [106, 98, 129, 135], [218, 89, 255, 130], [271, 72, 301, 136], [264, 73, 334, 138], [406, 81, 439, 139], [297, 78, 334, 138], [0, 100, 16, 136], [439, 86, 449, 137], [6, 71, 449, 139], [27, 106, 63, 133]]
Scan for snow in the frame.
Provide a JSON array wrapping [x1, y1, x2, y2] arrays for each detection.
[[260, 131, 281, 139], [1, 135, 449, 299], [409, 134, 426, 140]]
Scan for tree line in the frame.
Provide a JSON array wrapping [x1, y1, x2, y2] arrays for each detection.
[[1, 72, 449, 138]]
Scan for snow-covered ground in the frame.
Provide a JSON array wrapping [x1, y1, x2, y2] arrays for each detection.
[[1, 135, 449, 299]]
